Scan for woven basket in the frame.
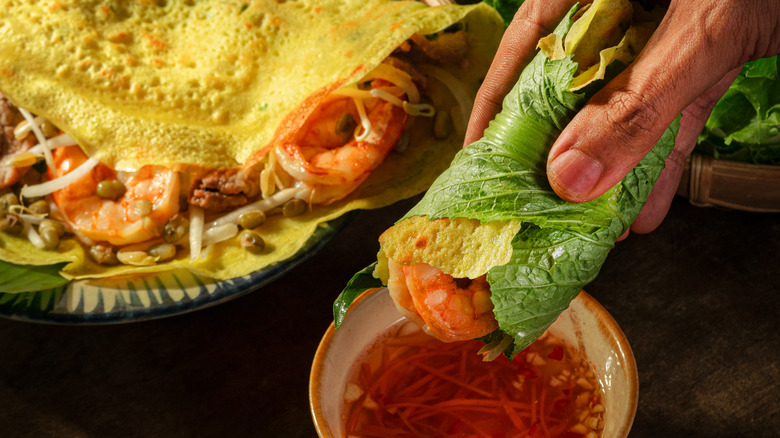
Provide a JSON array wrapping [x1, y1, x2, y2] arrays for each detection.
[[677, 153, 780, 213]]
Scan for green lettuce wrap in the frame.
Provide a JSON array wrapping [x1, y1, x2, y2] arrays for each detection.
[[335, 0, 679, 357]]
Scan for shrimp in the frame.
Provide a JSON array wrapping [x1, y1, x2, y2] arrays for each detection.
[[387, 258, 498, 343], [49, 146, 179, 246], [274, 81, 408, 204]]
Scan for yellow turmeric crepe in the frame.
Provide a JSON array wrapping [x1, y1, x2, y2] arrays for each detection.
[[0, 0, 503, 282]]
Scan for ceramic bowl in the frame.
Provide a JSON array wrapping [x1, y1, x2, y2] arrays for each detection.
[[309, 288, 638, 437]]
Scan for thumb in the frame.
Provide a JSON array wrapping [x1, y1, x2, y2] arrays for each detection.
[[546, 0, 765, 203]]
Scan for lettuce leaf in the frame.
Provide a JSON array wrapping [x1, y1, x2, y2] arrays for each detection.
[[335, 4, 678, 354], [482, 0, 524, 25], [0, 260, 69, 293], [399, 7, 676, 354], [333, 263, 381, 327], [696, 56, 780, 164]]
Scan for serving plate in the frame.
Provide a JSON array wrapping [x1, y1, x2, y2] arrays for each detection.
[[0, 213, 353, 324]]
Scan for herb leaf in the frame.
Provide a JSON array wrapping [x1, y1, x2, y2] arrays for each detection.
[[0, 260, 69, 293], [697, 56, 780, 164], [333, 262, 382, 328]]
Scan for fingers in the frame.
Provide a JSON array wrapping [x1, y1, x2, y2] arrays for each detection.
[[629, 65, 742, 234], [546, 0, 752, 203], [463, 0, 579, 146]]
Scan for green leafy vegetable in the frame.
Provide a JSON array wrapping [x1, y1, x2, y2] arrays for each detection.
[[482, 0, 524, 25], [401, 7, 676, 354], [335, 3, 677, 356], [0, 260, 69, 293], [696, 56, 780, 164], [333, 263, 382, 327]]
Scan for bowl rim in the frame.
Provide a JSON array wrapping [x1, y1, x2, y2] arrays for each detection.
[[578, 290, 639, 437], [309, 287, 380, 438], [309, 288, 638, 438]]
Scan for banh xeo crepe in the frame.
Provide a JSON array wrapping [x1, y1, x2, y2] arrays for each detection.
[[0, 0, 503, 288], [335, 0, 677, 358]]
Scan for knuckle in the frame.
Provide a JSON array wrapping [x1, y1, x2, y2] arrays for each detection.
[[510, 14, 550, 38], [604, 89, 661, 143], [474, 86, 504, 115], [510, 0, 575, 36]]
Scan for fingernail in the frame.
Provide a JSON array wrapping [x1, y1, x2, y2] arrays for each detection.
[[548, 149, 603, 197]]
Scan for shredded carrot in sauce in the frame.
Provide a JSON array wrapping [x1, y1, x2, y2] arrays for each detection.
[[343, 321, 605, 438]]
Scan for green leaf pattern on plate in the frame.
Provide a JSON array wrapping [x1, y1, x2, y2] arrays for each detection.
[[0, 270, 218, 321]]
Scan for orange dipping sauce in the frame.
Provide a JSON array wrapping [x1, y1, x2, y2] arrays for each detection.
[[342, 321, 604, 438]]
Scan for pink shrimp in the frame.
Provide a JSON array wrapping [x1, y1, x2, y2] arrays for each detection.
[[49, 146, 179, 246], [273, 81, 408, 204], [387, 258, 498, 342]]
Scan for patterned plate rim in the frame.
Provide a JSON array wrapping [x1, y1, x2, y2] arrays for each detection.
[[0, 213, 356, 325]]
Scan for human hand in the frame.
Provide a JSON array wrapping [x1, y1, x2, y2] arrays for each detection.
[[465, 0, 780, 236]]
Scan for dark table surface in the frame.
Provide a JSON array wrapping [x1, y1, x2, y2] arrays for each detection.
[[0, 195, 777, 438]]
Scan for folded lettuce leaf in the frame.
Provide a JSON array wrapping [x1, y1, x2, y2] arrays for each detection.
[[696, 56, 780, 164], [335, 2, 678, 356]]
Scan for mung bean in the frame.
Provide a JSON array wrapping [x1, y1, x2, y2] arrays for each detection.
[[89, 242, 119, 266], [163, 214, 189, 243], [238, 210, 266, 229], [282, 198, 307, 217], [96, 179, 126, 200], [240, 231, 265, 254]]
